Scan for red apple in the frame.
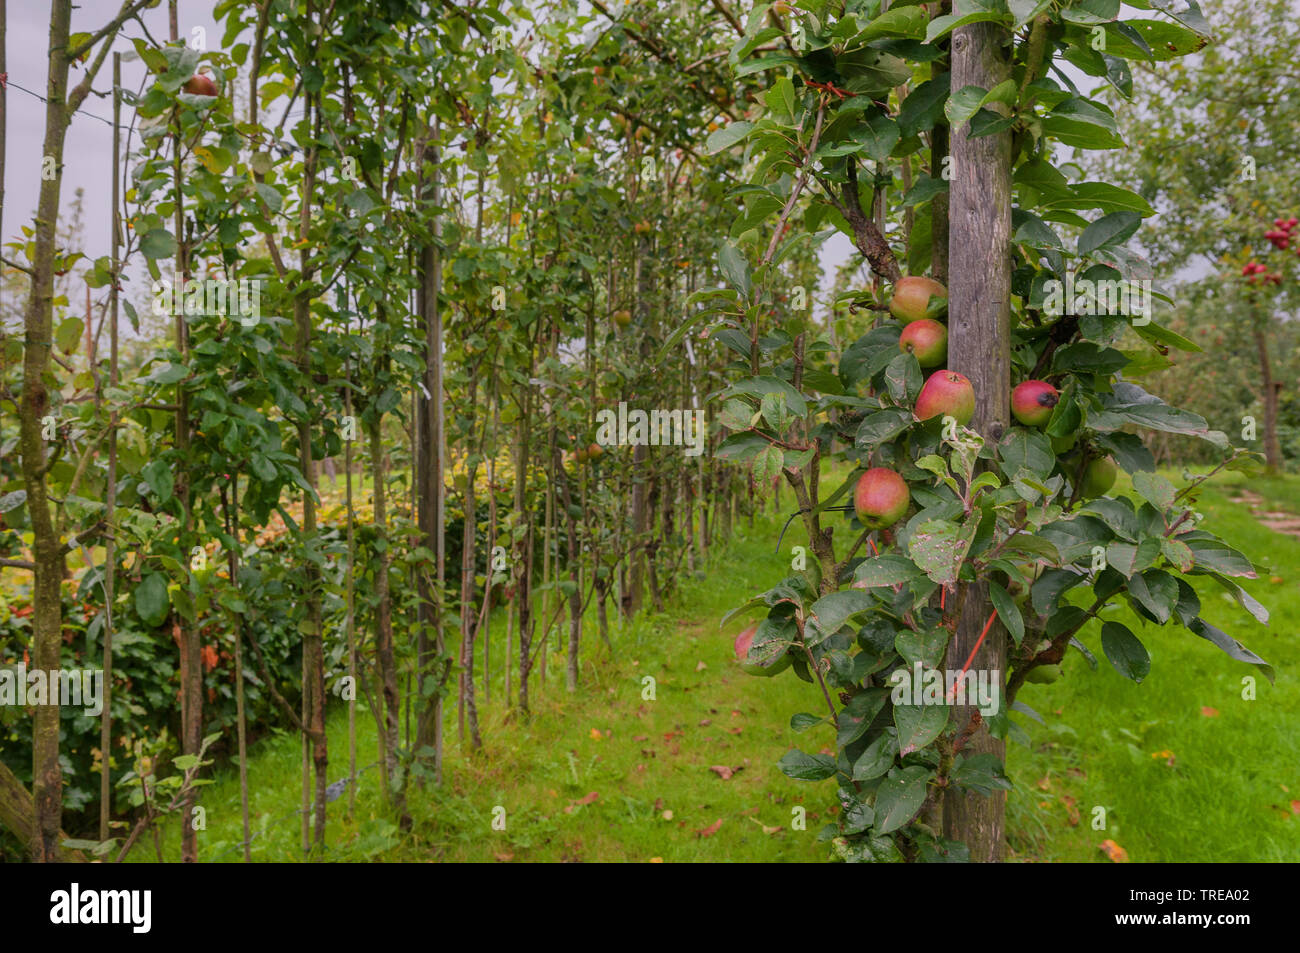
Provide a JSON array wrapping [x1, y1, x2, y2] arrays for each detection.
[[182, 72, 218, 97], [898, 319, 948, 368], [915, 370, 974, 425], [889, 276, 947, 324], [734, 624, 792, 677], [1011, 380, 1060, 427], [854, 467, 910, 530]]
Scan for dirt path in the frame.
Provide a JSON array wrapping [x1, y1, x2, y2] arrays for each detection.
[[1227, 489, 1300, 537]]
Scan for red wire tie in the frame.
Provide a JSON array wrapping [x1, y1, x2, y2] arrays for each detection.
[[946, 608, 999, 703]]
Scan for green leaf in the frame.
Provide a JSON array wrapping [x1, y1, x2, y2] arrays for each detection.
[[1161, 537, 1194, 573], [897, 76, 951, 138], [808, 590, 875, 638], [1078, 210, 1141, 256], [1101, 620, 1149, 682], [56, 317, 84, 354], [855, 408, 913, 448], [254, 182, 283, 214], [1012, 208, 1067, 251], [717, 242, 752, 297], [1188, 619, 1274, 684], [1092, 382, 1212, 438], [945, 84, 988, 125], [1105, 537, 1161, 577], [707, 120, 754, 154], [1042, 96, 1124, 149], [874, 766, 932, 834], [949, 752, 1013, 795], [988, 580, 1024, 647], [141, 459, 174, 503], [778, 749, 837, 781], [790, 712, 824, 732], [1032, 568, 1084, 616], [1183, 536, 1256, 578], [895, 704, 949, 755], [858, 112, 901, 163], [895, 627, 950, 670], [837, 689, 891, 748], [909, 518, 977, 588], [718, 398, 754, 432], [139, 228, 177, 260], [853, 554, 923, 589], [1131, 470, 1176, 510], [752, 444, 784, 485], [134, 572, 170, 628], [926, 5, 1012, 43], [852, 733, 898, 781], [1127, 569, 1179, 624]]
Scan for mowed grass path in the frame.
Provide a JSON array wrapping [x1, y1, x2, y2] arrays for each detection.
[[139, 472, 1298, 862], [138, 504, 834, 862], [1006, 471, 1300, 863]]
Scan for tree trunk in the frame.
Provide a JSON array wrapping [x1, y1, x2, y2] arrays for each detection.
[[19, 0, 75, 864], [415, 133, 447, 782], [942, 20, 1014, 863], [369, 410, 404, 822], [1252, 323, 1284, 474], [0, 760, 84, 862]]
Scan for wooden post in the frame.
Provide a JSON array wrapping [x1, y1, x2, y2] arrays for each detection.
[[943, 20, 1013, 862], [98, 51, 121, 844]]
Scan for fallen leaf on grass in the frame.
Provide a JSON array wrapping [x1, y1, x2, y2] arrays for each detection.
[[1200, 706, 1220, 718], [494, 851, 514, 862], [748, 817, 781, 835], [564, 791, 600, 814], [1291, 800, 1300, 815], [632, 735, 649, 742], [1062, 795, 1080, 827], [662, 809, 674, 820], [1099, 839, 1129, 863], [1150, 749, 1176, 766], [695, 660, 707, 672], [709, 765, 742, 780], [649, 857, 664, 863], [590, 728, 604, 741], [698, 719, 712, 727], [728, 727, 743, 735], [1037, 776, 1051, 791], [695, 818, 723, 838]]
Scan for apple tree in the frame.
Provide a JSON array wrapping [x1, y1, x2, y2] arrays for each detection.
[[697, 0, 1274, 862]]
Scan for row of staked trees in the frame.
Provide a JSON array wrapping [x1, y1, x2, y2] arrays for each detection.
[[0, 0, 820, 861]]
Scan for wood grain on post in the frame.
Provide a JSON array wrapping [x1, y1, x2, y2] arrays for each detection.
[[944, 20, 1013, 862]]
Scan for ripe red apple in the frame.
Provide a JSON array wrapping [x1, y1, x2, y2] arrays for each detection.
[[915, 370, 974, 425], [182, 72, 218, 97], [898, 319, 948, 368], [587, 442, 604, 460], [1079, 456, 1117, 499], [734, 624, 792, 677], [1011, 380, 1059, 427], [888, 275, 947, 324], [853, 467, 910, 530]]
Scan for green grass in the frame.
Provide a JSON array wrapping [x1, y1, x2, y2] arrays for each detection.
[[131, 504, 833, 863], [1004, 469, 1300, 862], [133, 469, 1300, 863]]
